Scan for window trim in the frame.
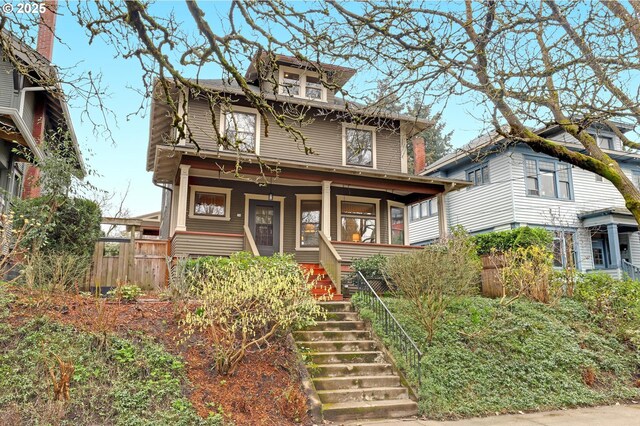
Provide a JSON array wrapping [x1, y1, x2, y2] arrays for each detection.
[[295, 194, 322, 251], [219, 105, 261, 155], [336, 195, 381, 243], [188, 185, 232, 221], [523, 156, 574, 201], [278, 65, 327, 102], [409, 198, 438, 222], [466, 162, 490, 186], [342, 123, 377, 169], [388, 200, 408, 245]]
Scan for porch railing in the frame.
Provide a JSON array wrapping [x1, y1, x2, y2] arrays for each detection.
[[319, 232, 342, 295], [353, 271, 423, 386], [243, 225, 259, 256], [621, 259, 640, 281]]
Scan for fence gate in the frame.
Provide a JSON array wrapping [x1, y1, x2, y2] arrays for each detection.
[[89, 217, 169, 291]]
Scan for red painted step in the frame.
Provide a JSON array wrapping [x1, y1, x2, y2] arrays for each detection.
[[300, 263, 342, 301]]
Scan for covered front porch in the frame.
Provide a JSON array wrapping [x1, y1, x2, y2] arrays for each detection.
[[579, 208, 640, 279], [156, 149, 469, 296]]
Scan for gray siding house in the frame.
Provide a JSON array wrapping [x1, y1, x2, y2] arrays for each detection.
[[409, 124, 640, 278], [148, 54, 469, 297]]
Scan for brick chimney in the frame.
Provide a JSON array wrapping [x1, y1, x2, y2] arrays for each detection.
[[23, 0, 58, 199], [412, 136, 426, 174]]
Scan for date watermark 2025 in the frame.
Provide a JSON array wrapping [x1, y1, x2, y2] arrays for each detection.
[[2, 2, 47, 14]]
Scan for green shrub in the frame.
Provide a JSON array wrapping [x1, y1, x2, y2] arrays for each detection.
[[384, 229, 480, 342], [351, 254, 388, 278], [107, 284, 143, 303], [574, 272, 640, 346], [473, 227, 553, 255], [181, 252, 324, 375], [13, 196, 101, 258]]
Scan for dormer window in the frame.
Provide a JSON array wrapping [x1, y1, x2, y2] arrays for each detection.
[[279, 66, 327, 101]]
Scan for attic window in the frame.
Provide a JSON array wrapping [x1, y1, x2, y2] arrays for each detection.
[[279, 66, 327, 101]]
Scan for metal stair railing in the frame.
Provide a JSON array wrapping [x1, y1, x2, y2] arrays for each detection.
[[353, 271, 423, 385], [621, 259, 640, 281]]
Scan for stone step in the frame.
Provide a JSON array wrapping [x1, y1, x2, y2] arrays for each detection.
[[318, 301, 353, 312], [305, 320, 366, 331], [313, 375, 401, 391], [317, 386, 409, 404], [322, 399, 419, 422], [297, 340, 378, 352], [309, 351, 384, 364], [293, 330, 370, 342], [323, 311, 360, 321], [313, 363, 395, 378]]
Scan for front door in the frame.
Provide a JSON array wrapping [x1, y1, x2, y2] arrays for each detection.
[[591, 239, 606, 269], [248, 199, 280, 256]]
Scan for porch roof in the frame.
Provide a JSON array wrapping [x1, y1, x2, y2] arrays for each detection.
[[153, 145, 470, 202], [579, 207, 639, 229]]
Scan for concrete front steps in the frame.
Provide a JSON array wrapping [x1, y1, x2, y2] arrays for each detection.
[[300, 263, 343, 301], [294, 301, 418, 422]]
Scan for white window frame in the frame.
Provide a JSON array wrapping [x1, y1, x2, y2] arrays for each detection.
[[278, 65, 327, 102], [295, 194, 322, 251], [388, 200, 409, 245], [188, 185, 232, 221], [219, 105, 261, 155], [342, 123, 377, 169], [336, 195, 381, 244], [244, 193, 285, 254]]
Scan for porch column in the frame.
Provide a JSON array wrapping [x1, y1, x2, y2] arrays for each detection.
[[437, 193, 448, 239], [607, 223, 621, 269], [321, 180, 332, 239], [175, 164, 190, 232]]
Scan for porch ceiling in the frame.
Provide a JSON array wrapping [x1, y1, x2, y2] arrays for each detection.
[[153, 145, 470, 199], [579, 207, 639, 229]]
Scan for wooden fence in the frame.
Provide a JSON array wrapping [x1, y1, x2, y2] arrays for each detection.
[[88, 239, 169, 291]]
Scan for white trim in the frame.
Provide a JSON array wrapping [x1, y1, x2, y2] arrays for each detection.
[[188, 185, 232, 221], [400, 129, 408, 174], [219, 105, 261, 155], [295, 194, 322, 251], [244, 194, 286, 254], [336, 195, 381, 243], [278, 65, 327, 102], [342, 123, 377, 169], [175, 165, 191, 232], [321, 181, 332, 239], [388, 200, 409, 245]]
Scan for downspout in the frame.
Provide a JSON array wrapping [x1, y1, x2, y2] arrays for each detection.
[[154, 181, 173, 240]]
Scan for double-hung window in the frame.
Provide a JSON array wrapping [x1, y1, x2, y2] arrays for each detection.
[[389, 202, 406, 245], [221, 107, 260, 153], [524, 157, 572, 200], [344, 126, 376, 168], [410, 198, 438, 222], [297, 196, 321, 249], [339, 198, 378, 243], [467, 164, 489, 185], [279, 67, 327, 101], [553, 231, 576, 268]]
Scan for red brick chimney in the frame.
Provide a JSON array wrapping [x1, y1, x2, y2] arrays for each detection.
[[23, 0, 58, 199], [412, 136, 426, 174]]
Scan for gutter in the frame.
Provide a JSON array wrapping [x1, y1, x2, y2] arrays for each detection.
[[0, 106, 45, 161]]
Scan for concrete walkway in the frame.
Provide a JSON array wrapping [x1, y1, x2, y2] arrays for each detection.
[[344, 404, 640, 426]]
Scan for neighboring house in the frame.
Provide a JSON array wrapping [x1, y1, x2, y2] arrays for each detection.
[[0, 11, 84, 206], [147, 54, 468, 296], [409, 123, 640, 278], [127, 211, 161, 239]]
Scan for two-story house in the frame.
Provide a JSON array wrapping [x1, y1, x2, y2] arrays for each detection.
[[409, 123, 640, 278], [148, 54, 468, 297], [0, 11, 84, 205]]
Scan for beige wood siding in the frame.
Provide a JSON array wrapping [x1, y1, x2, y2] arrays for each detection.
[[186, 99, 404, 174]]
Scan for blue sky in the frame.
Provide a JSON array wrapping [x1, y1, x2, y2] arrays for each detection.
[[48, 1, 484, 216]]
